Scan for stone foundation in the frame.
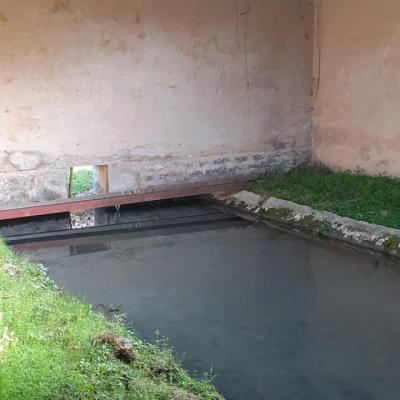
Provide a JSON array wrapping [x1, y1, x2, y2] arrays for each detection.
[[0, 150, 294, 208]]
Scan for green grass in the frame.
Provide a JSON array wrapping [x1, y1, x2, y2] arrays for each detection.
[[71, 169, 93, 196], [0, 242, 222, 400], [253, 167, 400, 229]]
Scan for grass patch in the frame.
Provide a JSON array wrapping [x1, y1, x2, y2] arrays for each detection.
[[71, 169, 93, 196], [0, 241, 222, 400], [253, 167, 400, 230]]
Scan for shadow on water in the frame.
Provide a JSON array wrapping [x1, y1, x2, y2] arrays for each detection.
[[10, 200, 400, 400]]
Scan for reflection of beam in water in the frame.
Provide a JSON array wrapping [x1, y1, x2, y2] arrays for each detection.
[[70, 241, 111, 256], [9, 212, 243, 248], [12, 218, 247, 253]]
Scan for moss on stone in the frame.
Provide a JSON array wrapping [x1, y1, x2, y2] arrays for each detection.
[[262, 207, 295, 221], [384, 236, 400, 253], [299, 215, 321, 231]]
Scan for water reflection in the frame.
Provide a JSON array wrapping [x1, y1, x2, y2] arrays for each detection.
[[69, 241, 110, 256], [21, 224, 400, 400]]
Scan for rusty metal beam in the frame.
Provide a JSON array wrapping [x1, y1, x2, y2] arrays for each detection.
[[0, 180, 250, 221]]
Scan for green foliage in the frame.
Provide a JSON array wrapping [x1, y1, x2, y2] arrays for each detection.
[[313, 220, 332, 238], [253, 167, 400, 229], [0, 242, 222, 400], [71, 169, 93, 196], [297, 215, 332, 238]]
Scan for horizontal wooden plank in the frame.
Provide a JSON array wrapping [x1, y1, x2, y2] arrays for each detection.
[[0, 180, 250, 221]]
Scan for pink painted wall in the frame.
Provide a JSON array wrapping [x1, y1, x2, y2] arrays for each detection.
[[313, 0, 400, 176], [3, 0, 399, 208], [0, 0, 313, 206]]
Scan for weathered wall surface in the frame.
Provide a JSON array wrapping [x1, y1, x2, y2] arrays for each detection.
[[313, 0, 400, 176], [0, 0, 313, 207]]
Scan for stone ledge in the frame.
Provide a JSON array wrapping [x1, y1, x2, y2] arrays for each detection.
[[216, 190, 400, 258]]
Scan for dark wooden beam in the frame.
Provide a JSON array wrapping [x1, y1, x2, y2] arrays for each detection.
[[0, 180, 250, 221]]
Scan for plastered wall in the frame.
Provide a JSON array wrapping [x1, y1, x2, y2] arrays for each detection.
[[313, 0, 400, 176], [0, 0, 313, 207]]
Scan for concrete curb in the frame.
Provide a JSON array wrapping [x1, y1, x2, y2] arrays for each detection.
[[215, 190, 400, 258]]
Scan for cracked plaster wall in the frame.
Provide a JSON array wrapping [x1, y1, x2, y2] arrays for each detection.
[[0, 0, 313, 207]]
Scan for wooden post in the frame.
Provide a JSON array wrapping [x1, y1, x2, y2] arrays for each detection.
[[93, 165, 109, 195]]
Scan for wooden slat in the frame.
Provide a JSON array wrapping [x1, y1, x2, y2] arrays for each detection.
[[0, 180, 250, 221]]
